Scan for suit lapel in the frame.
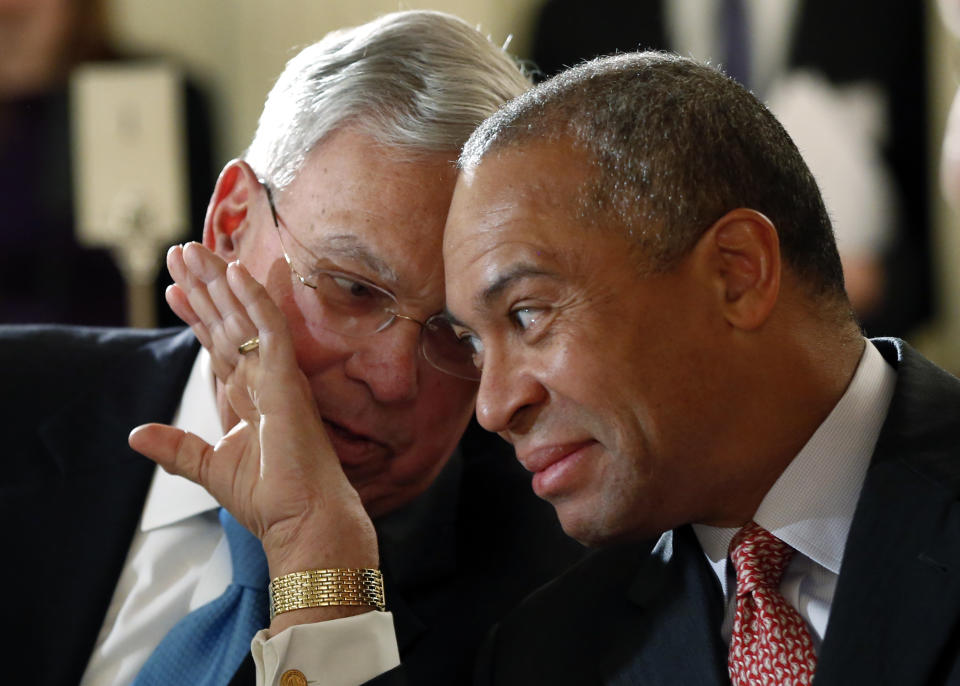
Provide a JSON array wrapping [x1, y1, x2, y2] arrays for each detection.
[[40, 328, 199, 478], [818, 461, 960, 685], [601, 527, 729, 686], [817, 340, 960, 685], [20, 329, 198, 685]]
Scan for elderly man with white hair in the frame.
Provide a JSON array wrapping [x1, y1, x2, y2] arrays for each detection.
[[1, 11, 583, 686]]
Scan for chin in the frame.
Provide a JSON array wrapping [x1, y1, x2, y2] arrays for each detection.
[[355, 478, 433, 519], [556, 500, 660, 548], [555, 501, 611, 548]]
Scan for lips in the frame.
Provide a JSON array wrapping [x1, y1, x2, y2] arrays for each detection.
[[518, 440, 597, 499], [322, 419, 391, 471]]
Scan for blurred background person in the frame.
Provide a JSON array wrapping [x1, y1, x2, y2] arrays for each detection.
[[939, 0, 960, 210], [531, 0, 929, 338], [0, 0, 212, 326], [4, 0, 958, 371]]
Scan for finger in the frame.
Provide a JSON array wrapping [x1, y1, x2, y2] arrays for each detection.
[[226, 261, 298, 368], [129, 423, 215, 485], [168, 244, 222, 328], [182, 243, 258, 356], [179, 244, 259, 387], [167, 245, 215, 347], [184, 243, 252, 334], [166, 284, 221, 373], [166, 282, 199, 327], [225, 261, 322, 425], [171, 282, 237, 382], [129, 423, 257, 524], [178, 244, 231, 334], [166, 244, 196, 293]]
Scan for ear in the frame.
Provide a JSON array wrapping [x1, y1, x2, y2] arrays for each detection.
[[695, 208, 781, 330], [202, 159, 261, 261]]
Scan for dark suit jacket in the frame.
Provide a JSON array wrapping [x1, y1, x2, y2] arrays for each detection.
[[0, 324, 585, 686], [477, 339, 960, 685]]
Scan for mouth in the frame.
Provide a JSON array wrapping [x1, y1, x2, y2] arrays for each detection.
[[520, 440, 597, 499], [322, 419, 391, 472]]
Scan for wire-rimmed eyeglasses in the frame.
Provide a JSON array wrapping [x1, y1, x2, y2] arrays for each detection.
[[259, 180, 480, 381]]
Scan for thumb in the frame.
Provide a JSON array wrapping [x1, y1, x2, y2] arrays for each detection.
[[129, 423, 214, 486]]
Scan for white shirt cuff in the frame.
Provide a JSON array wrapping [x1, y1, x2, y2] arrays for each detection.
[[252, 611, 400, 686]]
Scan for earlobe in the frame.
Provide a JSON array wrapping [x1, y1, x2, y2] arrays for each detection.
[[202, 159, 260, 261], [703, 209, 781, 330]]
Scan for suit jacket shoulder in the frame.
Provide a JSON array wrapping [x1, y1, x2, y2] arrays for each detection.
[[817, 338, 960, 685], [476, 526, 729, 686], [1, 324, 197, 484], [1, 324, 198, 686]]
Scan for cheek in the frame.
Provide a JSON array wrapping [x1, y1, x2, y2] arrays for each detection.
[[544, 332, 655, 457], [265, 280, 351, 374], [392, 375, 476, 481]]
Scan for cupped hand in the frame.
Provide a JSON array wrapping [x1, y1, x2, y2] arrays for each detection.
[[129, 242, 378, 584]]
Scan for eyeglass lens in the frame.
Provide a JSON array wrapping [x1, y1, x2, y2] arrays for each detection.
[[295, 268, 480, 380], [422, 316, 481, 381], [265, 180, 479, 381]]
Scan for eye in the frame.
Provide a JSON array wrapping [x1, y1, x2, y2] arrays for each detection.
[[330, 274, 376, 299], [312, 270, 394, 316], [510, 307, 541, 331], [459, 332, 484, 356], [452, 326, 485, 368]]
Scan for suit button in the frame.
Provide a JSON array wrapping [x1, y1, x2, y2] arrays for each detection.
[[280, 669, 308, 686]]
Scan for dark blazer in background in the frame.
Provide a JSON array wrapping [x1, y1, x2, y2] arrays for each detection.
[[476, 339, 960, 685], [0, 324, 585, 686], [530, 0, 931, 340]]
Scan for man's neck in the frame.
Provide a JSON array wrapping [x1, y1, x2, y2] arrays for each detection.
[[702, 323, 865, 527]]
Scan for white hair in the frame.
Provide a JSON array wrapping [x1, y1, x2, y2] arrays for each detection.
[[244, 10, 531, 189]]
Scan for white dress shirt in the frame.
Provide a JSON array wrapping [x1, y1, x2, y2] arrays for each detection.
[[80, 350, 226, 686], [79, 349, 400, 686], [666, 0, 799, 95], [692, 339, 896, 649]]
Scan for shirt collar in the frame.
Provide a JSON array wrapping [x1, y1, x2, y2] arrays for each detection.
[[694, 338, 896, 584], [140, 348, 223, 531]]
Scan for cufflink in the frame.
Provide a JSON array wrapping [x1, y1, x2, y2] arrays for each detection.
[[280, 669, 308, 686]]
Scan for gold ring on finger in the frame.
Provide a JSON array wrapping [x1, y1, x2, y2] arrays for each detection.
[[238, 336, 260, 354]]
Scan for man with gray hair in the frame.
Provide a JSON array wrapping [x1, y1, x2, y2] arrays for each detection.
[[1, 11, 582, 686]]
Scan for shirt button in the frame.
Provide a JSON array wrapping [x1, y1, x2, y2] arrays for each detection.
[[280, 669, 308, 686]]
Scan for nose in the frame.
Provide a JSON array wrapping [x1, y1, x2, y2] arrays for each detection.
[[475, 345, 545, 435], [344, 316, 423, 404]]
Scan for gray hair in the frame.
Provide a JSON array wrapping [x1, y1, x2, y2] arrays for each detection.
[[245, 10, 531, 189], [461, 52, 846, 302]]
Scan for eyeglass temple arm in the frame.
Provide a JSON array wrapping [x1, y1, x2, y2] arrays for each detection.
[[259, 179, 281, 227]]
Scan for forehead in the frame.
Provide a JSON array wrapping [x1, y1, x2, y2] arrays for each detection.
[[446, 142, 589, 240], [282, 128, 458, 299], [443, 143, 620, 308]]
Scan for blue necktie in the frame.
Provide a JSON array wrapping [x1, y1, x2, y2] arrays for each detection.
[[133, 508, 270, 686]]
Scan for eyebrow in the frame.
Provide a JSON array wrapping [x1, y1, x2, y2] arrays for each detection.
[[314, 234, 401, 286], [445, 264, 556, 327]]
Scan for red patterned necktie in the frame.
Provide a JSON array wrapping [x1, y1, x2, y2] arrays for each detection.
[[727, 522, 817, 685]]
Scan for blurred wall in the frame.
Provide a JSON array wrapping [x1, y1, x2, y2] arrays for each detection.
[[106, 0, 540, 166], [919, 0, 960, 371]]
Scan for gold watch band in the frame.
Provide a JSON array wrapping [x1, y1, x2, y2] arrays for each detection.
[[268, 568, 386, 619]]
